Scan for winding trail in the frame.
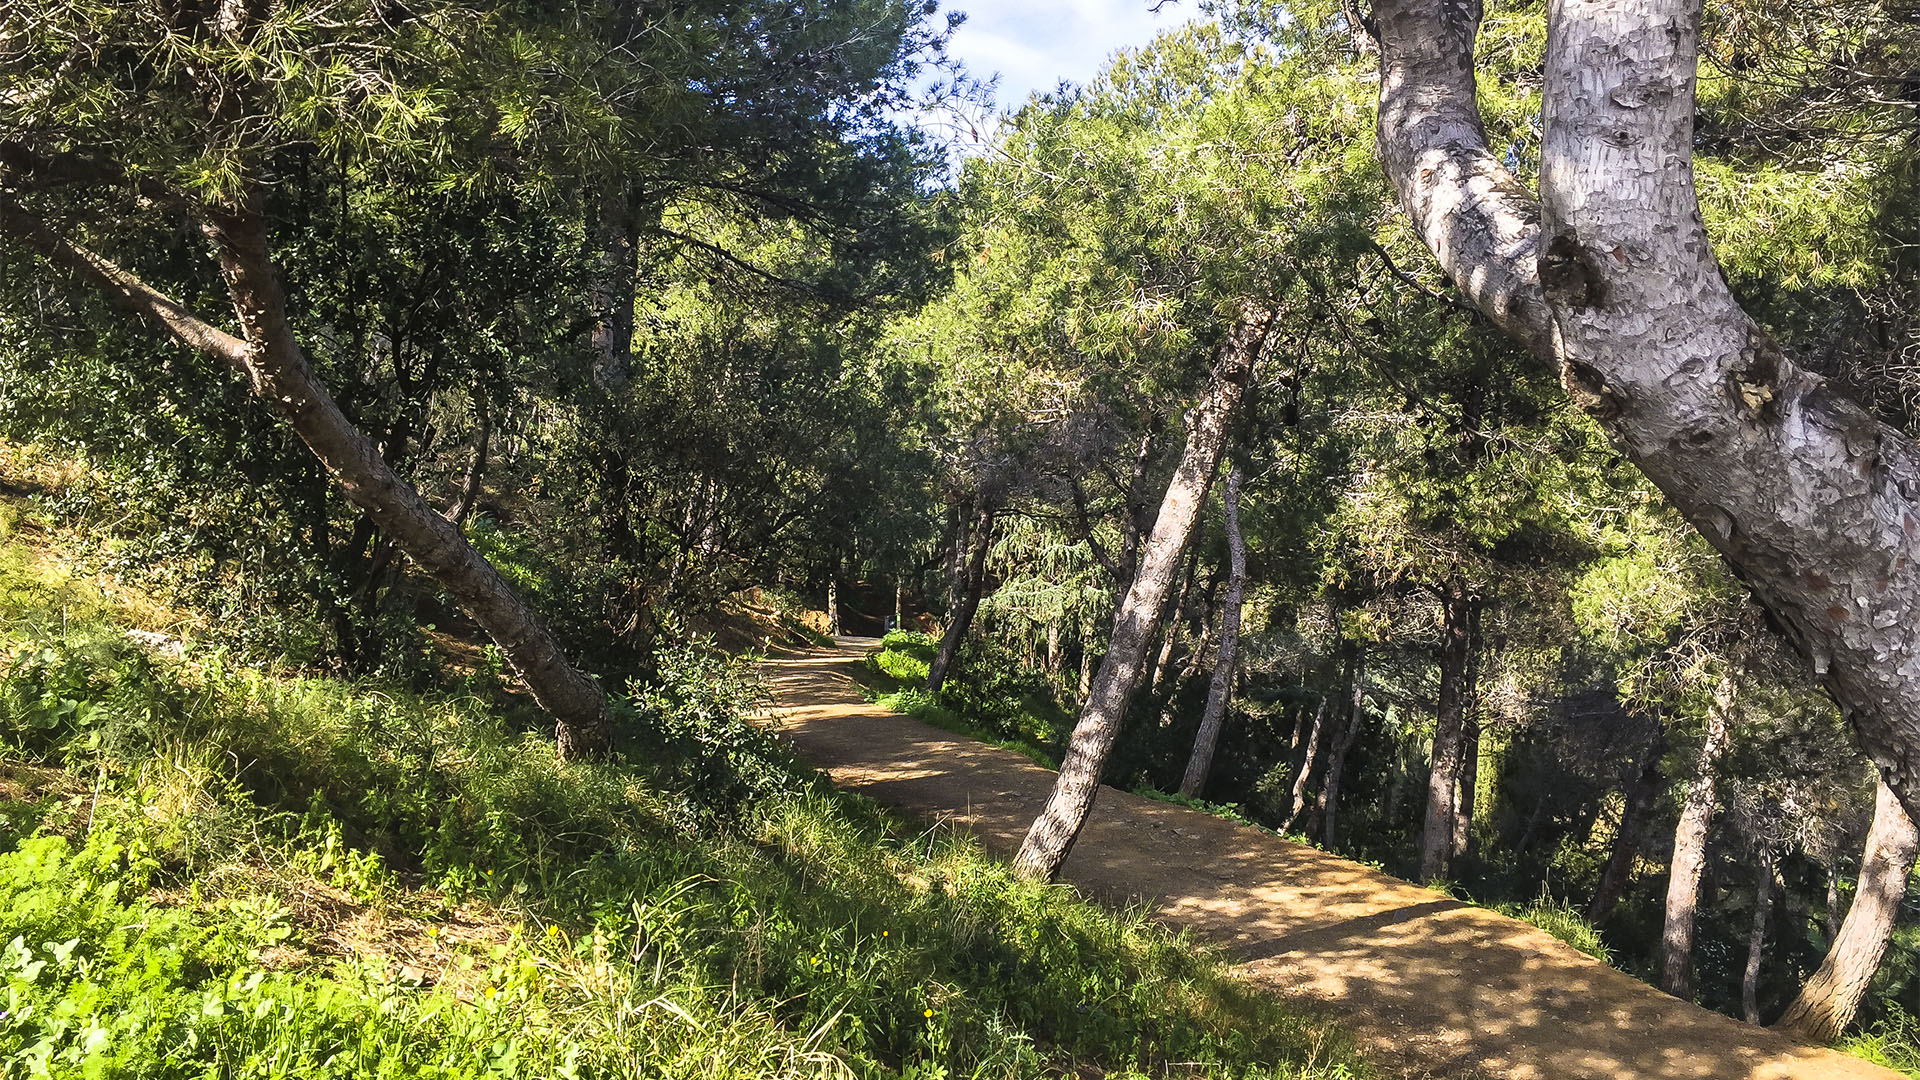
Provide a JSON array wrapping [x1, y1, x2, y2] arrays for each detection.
[[759, 639, 1900, 1080]]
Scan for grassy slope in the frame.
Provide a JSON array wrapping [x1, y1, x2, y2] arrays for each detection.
[[0, 497, 1372, 1079]]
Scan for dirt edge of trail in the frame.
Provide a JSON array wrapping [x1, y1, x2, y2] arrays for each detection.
[[757, 640, 1901, 1080]]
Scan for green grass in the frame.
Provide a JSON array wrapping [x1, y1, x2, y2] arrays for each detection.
[[861, 632, 1069, 769], [1494, 893, 1612, 965], [0, 541, 1373, 1080], [1843, 1007, 1920, 1076]]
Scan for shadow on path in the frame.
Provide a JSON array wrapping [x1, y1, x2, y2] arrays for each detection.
[[757, 640, 1899, 1080]]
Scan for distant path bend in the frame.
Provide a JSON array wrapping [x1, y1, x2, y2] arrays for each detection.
[[758, 640, 1899, 1080]]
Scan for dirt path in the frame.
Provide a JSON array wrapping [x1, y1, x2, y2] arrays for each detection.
[[758, 640, 1901, 1080]]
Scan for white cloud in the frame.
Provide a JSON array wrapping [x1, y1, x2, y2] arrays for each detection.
[[945, 0, 1184, 111]]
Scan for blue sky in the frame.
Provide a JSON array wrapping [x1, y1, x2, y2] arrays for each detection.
[[943, 0, 1183, 113]]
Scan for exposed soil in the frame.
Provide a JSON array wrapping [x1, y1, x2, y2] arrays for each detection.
[[758, 639, 1902, 1080]]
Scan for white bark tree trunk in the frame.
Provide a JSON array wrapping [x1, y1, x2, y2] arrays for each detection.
[[1776, 779, 1920, 1042], [1014, 307, 1272, 881], [1372, 0, 1920, 826]]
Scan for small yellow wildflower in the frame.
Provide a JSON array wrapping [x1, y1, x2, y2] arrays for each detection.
[[425, 926, 439, 940], [923, 1009, 934, 1019], [546, 924, 560, 938], [881, 930, 889, 938], [810, 956, 821, 966], [483, 986, 498, 999]]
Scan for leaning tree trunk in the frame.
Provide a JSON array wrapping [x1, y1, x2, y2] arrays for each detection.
[[1661, 672, 1736, 999], [1014, 307, 1271, 881], [1372, 0, 1920, 828], [1319, 642, 1368, 848], [1419, 579, 1474, 882], [1284, 696, 1330, 833], [1588, 731, 1668, 925], [0, 198, 611, 758], [928, 507, 994, 695], [1776, 779, 1920, 1042], [1744, 846, 1778, 1025], [1181, 465, 1248, 799]]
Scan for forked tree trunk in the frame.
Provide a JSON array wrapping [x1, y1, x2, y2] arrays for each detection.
[[1661, 672, 1736, 999], [1744, 847, 1778, 1025], [1776, 779, 1920, 1042], [1319, 642, 1367, 848], [1372, 0, 1920, 827], [1181, 465, 1248, 798], [928, 507, 994, 695], [1588, 732, 1668, 925], [0, 198, 611, 758], [1419, 579, 1473, 882], [1014, 307, 1271, 881]]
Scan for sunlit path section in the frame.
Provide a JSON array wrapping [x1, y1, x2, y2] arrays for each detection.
[[758, 639, 1900, 1080]]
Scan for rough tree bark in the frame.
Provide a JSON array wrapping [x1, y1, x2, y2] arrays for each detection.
[[1181, 465, 1248, 798], [827, 577, 841, 637], [1776, 779, 1920, 1041], [1372, 0, 1920, 826], [1744, 846, 1778, 1025], [1419, 578, 1474, 881], [0, 198, 611, 757], [1661, 672, 1736, 999], [1319, 642, 1368, 848], [928, 506, 994, 695], [1014, 307, 1272, 881], [1587, 730, 1668, 924]]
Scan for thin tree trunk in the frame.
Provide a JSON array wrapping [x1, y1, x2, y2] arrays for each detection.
[[1588, 732, 1668, 925], [1661, 671, 1736, 999], [1014, 307, 1270, 881], [1452, 602, 1484, 859], [1149, 550, 1200, 699], [589, 185, 639, 393], [1420, 579, 1473, 882], [444, 395, 491, 527], [0, 198, 609, 757], [928, 507, 993, 695], [1744, 846, 1777, 1025], [827, 576, 841, 637], [1776, 779, 1920, 1042], [1320, 642, 1367, 848], [1077, 617, 1097, 706], [1157, 620, 1213, 729], [1371, 0, 1920, 827], [1046, 620, 1062, 678], [1827, 866, 1843, 943], [1284, 696, 1330, 833], [1180, 465, 1247, 798]]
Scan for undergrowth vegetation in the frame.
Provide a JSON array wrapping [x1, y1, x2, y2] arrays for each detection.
[[862, 632, 1071, 769], [0, 535, 1370, 1080]]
